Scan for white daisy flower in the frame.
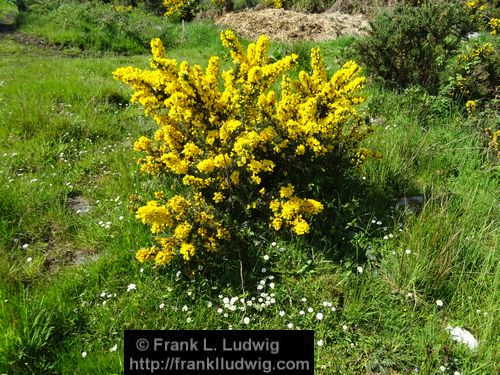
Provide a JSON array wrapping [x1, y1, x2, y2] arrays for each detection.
[[127, 283, 136, 292]]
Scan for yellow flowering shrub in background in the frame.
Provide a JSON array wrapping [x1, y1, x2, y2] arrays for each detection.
[[114, 31, 374, 268], [441, 41, 499, 107], [163, 0, 200, 20]]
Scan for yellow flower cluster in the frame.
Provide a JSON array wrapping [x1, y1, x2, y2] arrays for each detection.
[[163, 0, 187, 16], [135, 194, 229, 265], [465, 0, 499, 34], [489, 18, 500, 35], [466, 0, 486, 12], [451, 42, 496, 98], [269, 184, 324, 234], [465, 99, 478, 115], [457, 42, 494, 64], [485, 127, 500, 158], [114, 31, 373, 267]]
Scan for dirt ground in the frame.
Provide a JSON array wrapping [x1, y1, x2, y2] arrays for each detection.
[[215, 8, 369, 42]]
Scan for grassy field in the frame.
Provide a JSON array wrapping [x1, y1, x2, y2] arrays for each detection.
[[0, 1, 498, 374]]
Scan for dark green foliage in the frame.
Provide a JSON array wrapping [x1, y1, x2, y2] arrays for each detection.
[[440, 37, 500, 103], [354, 0, 476, 93]]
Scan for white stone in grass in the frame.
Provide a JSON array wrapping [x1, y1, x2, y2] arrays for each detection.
[[446, 326, 478, 350]]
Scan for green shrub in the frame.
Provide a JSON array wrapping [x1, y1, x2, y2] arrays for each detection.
[[354, 0, 476, 93], [440, 37, 500, 104]]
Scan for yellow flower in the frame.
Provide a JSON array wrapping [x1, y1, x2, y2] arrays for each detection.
[[465, 100, 477, 115], [292, 218, 310, 235], [269, 200, 281, 212], [489, 18, 500, 35], [182, 142, 201, 158], [155, 249, 174, 265], [302, 199, 324, 215], [230, 171, 240, 184], [135, 247, 157, 262], [136, 201, 173, 232], [280, 184, 295, 198], [197, 158, 216, 173], [296, 144, 306, 155], [134, 136, 152, 152], [271, 217, 282, 230], [174, 222, 192, 241], [180, 243, 196, 261], [213, 192, 225, 203]]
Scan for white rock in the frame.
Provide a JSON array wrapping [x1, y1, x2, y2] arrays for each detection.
[[446, 326, 478, 350]]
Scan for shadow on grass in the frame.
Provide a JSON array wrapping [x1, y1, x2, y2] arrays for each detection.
[[160, 167, 420, 298], [0, 11, 17, 37]]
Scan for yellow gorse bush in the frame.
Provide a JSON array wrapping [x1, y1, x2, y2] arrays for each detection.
[[114, 31, 373, 267], [163, 0, 187, 16]]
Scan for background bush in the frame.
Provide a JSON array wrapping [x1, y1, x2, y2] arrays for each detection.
[[354, 0, 476, 93], [440, 37, 500, 104]]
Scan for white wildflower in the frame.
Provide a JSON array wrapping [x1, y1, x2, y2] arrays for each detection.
[[127, 283, 136, 292]]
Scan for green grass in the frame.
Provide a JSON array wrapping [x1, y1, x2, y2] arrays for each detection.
[[0, 3, 499, 374]]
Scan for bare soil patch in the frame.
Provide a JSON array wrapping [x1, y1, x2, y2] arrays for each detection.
[[215, 8, 369, 42]]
